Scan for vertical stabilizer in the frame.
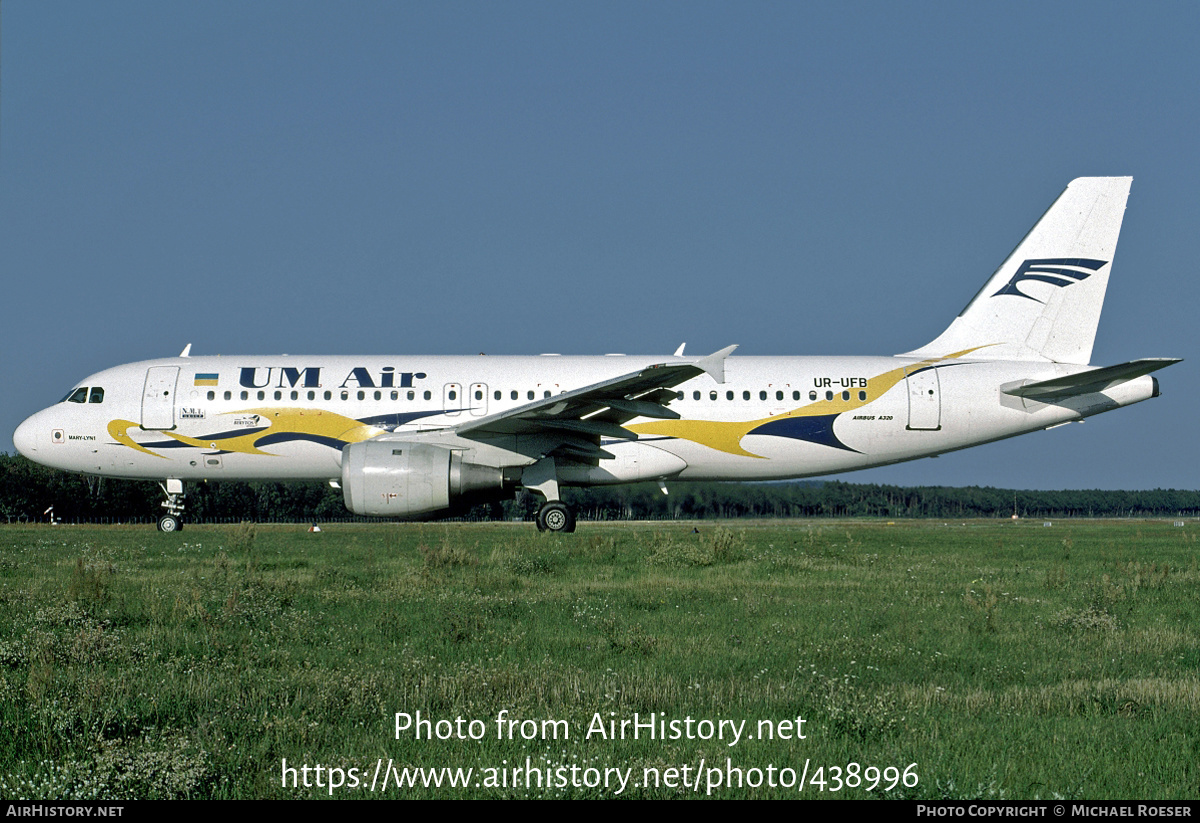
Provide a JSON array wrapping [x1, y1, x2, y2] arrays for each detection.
[[905, 177, 1131, 365]]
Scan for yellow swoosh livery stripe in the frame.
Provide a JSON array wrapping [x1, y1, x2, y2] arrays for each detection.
[[109, 409, 386, 457], [627, 348, 985, 458], [108, 420, 168, 458], [160, 408, 384, 455]]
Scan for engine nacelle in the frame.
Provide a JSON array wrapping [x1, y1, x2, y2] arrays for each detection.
[[341, 441, 515, 518]]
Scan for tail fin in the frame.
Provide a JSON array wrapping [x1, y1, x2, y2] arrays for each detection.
[[905, 177, 1132, 365]]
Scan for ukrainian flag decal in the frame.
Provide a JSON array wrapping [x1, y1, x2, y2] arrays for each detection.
[[194, 373, 219, 386]]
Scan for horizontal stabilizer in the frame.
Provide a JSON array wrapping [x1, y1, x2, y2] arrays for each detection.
[[1001, 358, 1181, 400]]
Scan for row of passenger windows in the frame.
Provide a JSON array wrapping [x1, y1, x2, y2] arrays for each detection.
[[63, 387, 104, 404], [202, 387, 868, 403], [62, 385, 864, 406], [204, 388, 558, 402], [684, 389, 867, 402], [57, 379, 866, 410]]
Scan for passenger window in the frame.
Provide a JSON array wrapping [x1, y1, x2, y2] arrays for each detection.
[[448, 390, 457, 401], [859, 390, 867, 401], [324, 391, 332, 400], [809, 391, 817, 401], [793, 391, 800, 401], [825, 391, 833, 401], [776, 391, 783, 401], [374, 391, 381, 401], [292, 391, 300, 400], [743, 390, 750, 401], [544, 391, 551, 398], [358, 391, 366, 400], [494, 390, 501, 400], [475, 390, 483, 401], [241, 391, 249, 401], [341, 391, 349, 400], [224, 391, 232, 400], [710, 391, 717, 400], [66, 388, 88, 404], [726, 390, 734, 400], [842, 391, 850, 401], [310, 391, 317, 400], [759, 391, 767, 401], [693, 391, 701, 400], [258, 391, 266, 401], [511, 390, 518, 400], [89, 387, 105, 404], [424, 391, 432, 400], [274, 391, 282, 400], [676, 391, 684, 400], [408, 391, 415, 400], [207, 391, 215, 401]]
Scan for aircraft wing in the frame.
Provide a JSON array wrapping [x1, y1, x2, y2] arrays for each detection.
[[448, 345, 737, 460], [1001, 358, 1181, 401]]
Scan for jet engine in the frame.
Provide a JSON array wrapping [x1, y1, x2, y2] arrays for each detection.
[[341, 441, 516, 517]]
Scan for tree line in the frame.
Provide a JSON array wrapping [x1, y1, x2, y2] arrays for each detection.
[[1, 453, 1197, 524]]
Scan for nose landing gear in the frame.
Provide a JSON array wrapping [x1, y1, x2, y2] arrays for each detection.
[[158, 479, 185, 532]]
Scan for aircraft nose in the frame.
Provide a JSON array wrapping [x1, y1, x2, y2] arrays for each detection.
[[13, 414, 43, 459]]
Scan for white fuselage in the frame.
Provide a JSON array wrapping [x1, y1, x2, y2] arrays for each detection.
[[12, 353, 1159, 487]]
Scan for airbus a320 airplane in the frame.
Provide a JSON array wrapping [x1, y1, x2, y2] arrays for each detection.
[[13, 178, 1180, 532]]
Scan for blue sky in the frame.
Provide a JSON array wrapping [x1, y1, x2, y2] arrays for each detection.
[[2, 1, 1195, 490]]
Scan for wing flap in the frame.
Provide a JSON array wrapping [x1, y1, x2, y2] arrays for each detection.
[[540, 419, 639, 440]]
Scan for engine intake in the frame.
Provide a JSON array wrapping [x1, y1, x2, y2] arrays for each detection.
[[341, 441, 515, 517]]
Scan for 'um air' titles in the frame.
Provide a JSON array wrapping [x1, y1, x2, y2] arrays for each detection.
[[238, 367, 428, 390]]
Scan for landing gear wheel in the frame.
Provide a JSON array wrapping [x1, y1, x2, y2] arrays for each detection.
[[157, 480, 186, 533], [536, 501, 576, 533]]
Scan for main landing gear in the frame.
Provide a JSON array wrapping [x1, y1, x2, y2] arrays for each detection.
[[524, 457, 576, 533], [535, 500, 576, 533], [157, 479, 186, 532]]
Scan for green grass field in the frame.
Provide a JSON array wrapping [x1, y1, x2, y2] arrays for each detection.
[[0, 519, 1197, 799]]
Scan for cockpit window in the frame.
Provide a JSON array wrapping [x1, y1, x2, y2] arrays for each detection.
[[89, 387, 104, 404], [64, 387, 89, 404]]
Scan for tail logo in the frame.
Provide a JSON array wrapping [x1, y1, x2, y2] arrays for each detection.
[[992, 258, 1108, 303]]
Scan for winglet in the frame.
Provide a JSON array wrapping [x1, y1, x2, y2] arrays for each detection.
[[179, 343, 192, 358], [695, 344, 738, 383], [674, 342, 687, 357]]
